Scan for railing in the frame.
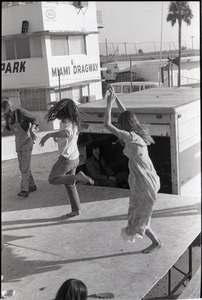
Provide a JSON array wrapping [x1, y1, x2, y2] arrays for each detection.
[[180, 75, 200, 84]]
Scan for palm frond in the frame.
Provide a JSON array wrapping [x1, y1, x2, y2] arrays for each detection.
[[166, 1, 193, 26]]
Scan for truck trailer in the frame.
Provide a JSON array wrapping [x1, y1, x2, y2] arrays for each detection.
[[78, 87, 200, 196]]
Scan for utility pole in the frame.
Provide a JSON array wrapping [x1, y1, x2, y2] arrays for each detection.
[[191, 36, 194, 50], [167, 59, 170, 87], [130, 57, 132, 92], [58, 68, 61, 101], [105, 39, 109, 63], [117, 45, 119, 56], [124, 42, 127, 59], [153, 42, 156, 52], [158, 2, 163, 86], [134, 43, 137, 54], [170, 55, 173, 87]]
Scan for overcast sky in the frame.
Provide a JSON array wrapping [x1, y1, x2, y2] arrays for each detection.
[[96, 1, 200, 54]]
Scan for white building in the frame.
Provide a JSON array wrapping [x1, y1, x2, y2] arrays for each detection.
[[102, 56, 200, 87], [2, 1, 103, 130]]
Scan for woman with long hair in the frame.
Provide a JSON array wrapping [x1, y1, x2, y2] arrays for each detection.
[[104, 86, 162, 253], [55, 278, 87, 300], [40, 99, 94, 217]]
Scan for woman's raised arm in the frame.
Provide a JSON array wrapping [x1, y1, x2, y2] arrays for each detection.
[[107, 84, 126, 112], [104, 87, 121, 138], [114, 94, 126, 112]]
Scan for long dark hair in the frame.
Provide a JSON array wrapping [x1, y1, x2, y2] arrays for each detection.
[[55, 278, 88, 300], [118, 110, 154, 145], [45, 99, 83, 130], [1, 99, 15, 130]]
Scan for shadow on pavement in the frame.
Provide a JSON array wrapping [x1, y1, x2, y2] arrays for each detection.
[[2, 180, 130, 213], [2, 234, 142, 283], [2, 204, 200, 233]]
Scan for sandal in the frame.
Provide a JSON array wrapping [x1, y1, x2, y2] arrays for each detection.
[[1, 289, 15, 298], [96, 293, 114, 299], [88, 293, 114, 299], [66, 211, 81, 217]]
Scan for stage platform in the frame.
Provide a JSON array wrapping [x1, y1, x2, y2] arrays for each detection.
[[1, 178, 201, 300]]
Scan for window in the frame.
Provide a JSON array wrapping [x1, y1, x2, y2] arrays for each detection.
[[15, 37, 30, 59], [1, 89, 21, 107], [55, 87, 82, 104], [1, 42, 6, 61], [72, 86, 82, 104], [68, 36, 85, 55], [20, 89, 47, 111], [123, 85, 130, 93], [145, 85, 153, 89], [73, 2, 88, 8], [55, 88, 72, 102], [30, 36, 42, 57], [113, 85, 121, 93], [50, 35, 86, 56], [132, 85, 139, 92], [3, 36, 42, 60], [5, 40, 15, 60], [50, 36, 69, 56]]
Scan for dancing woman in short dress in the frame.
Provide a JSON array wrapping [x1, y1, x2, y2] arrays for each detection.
[[104, 86, 162, 253], [40, 98, 94, 217]]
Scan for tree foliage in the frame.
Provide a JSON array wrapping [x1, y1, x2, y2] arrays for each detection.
[[167, 1, 193, 26], [166, 1, 193, 87]]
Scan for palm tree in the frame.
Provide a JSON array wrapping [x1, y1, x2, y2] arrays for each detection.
[[166, 1, 193, 87]]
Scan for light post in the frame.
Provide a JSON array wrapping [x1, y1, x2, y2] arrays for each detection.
[[134, 43, 137, 54], [191, 36, 194, 50], [57, 68, 61, 101], [105, 38, 109, 63], [124, 42, 128, 58], [158, 1, 163, 86]]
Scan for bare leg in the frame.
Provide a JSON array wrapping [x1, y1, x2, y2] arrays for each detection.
[[142, 227, 162, 254]]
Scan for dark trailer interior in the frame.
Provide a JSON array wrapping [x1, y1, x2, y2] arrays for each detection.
[[78, 87, 200, 195]]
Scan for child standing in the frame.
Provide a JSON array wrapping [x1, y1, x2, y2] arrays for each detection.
[[104, 86, 162, 253], [40, 98, 94, 217]]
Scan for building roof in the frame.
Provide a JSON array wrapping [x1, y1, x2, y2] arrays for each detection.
[[79, 87, 200, 114], [103, 56, 200, 73], [53, 79, 101, 91], [2, 30, 99, 39]]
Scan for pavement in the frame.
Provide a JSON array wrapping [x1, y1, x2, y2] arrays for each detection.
[[1, 151, 201, 300]]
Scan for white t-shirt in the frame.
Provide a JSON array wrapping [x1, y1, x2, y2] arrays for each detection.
[[57, 119, 79, 160]]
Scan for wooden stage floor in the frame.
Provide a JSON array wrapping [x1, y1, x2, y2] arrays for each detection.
[[1, 181, 201, 300]]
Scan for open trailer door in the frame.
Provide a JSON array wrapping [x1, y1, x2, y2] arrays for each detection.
[[78, 87, 200, 196]]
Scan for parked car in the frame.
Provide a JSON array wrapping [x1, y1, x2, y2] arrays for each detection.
[[111, 81, 163, 94]]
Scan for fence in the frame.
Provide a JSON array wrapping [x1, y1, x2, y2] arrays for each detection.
[[99, 40, 200, 59]]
